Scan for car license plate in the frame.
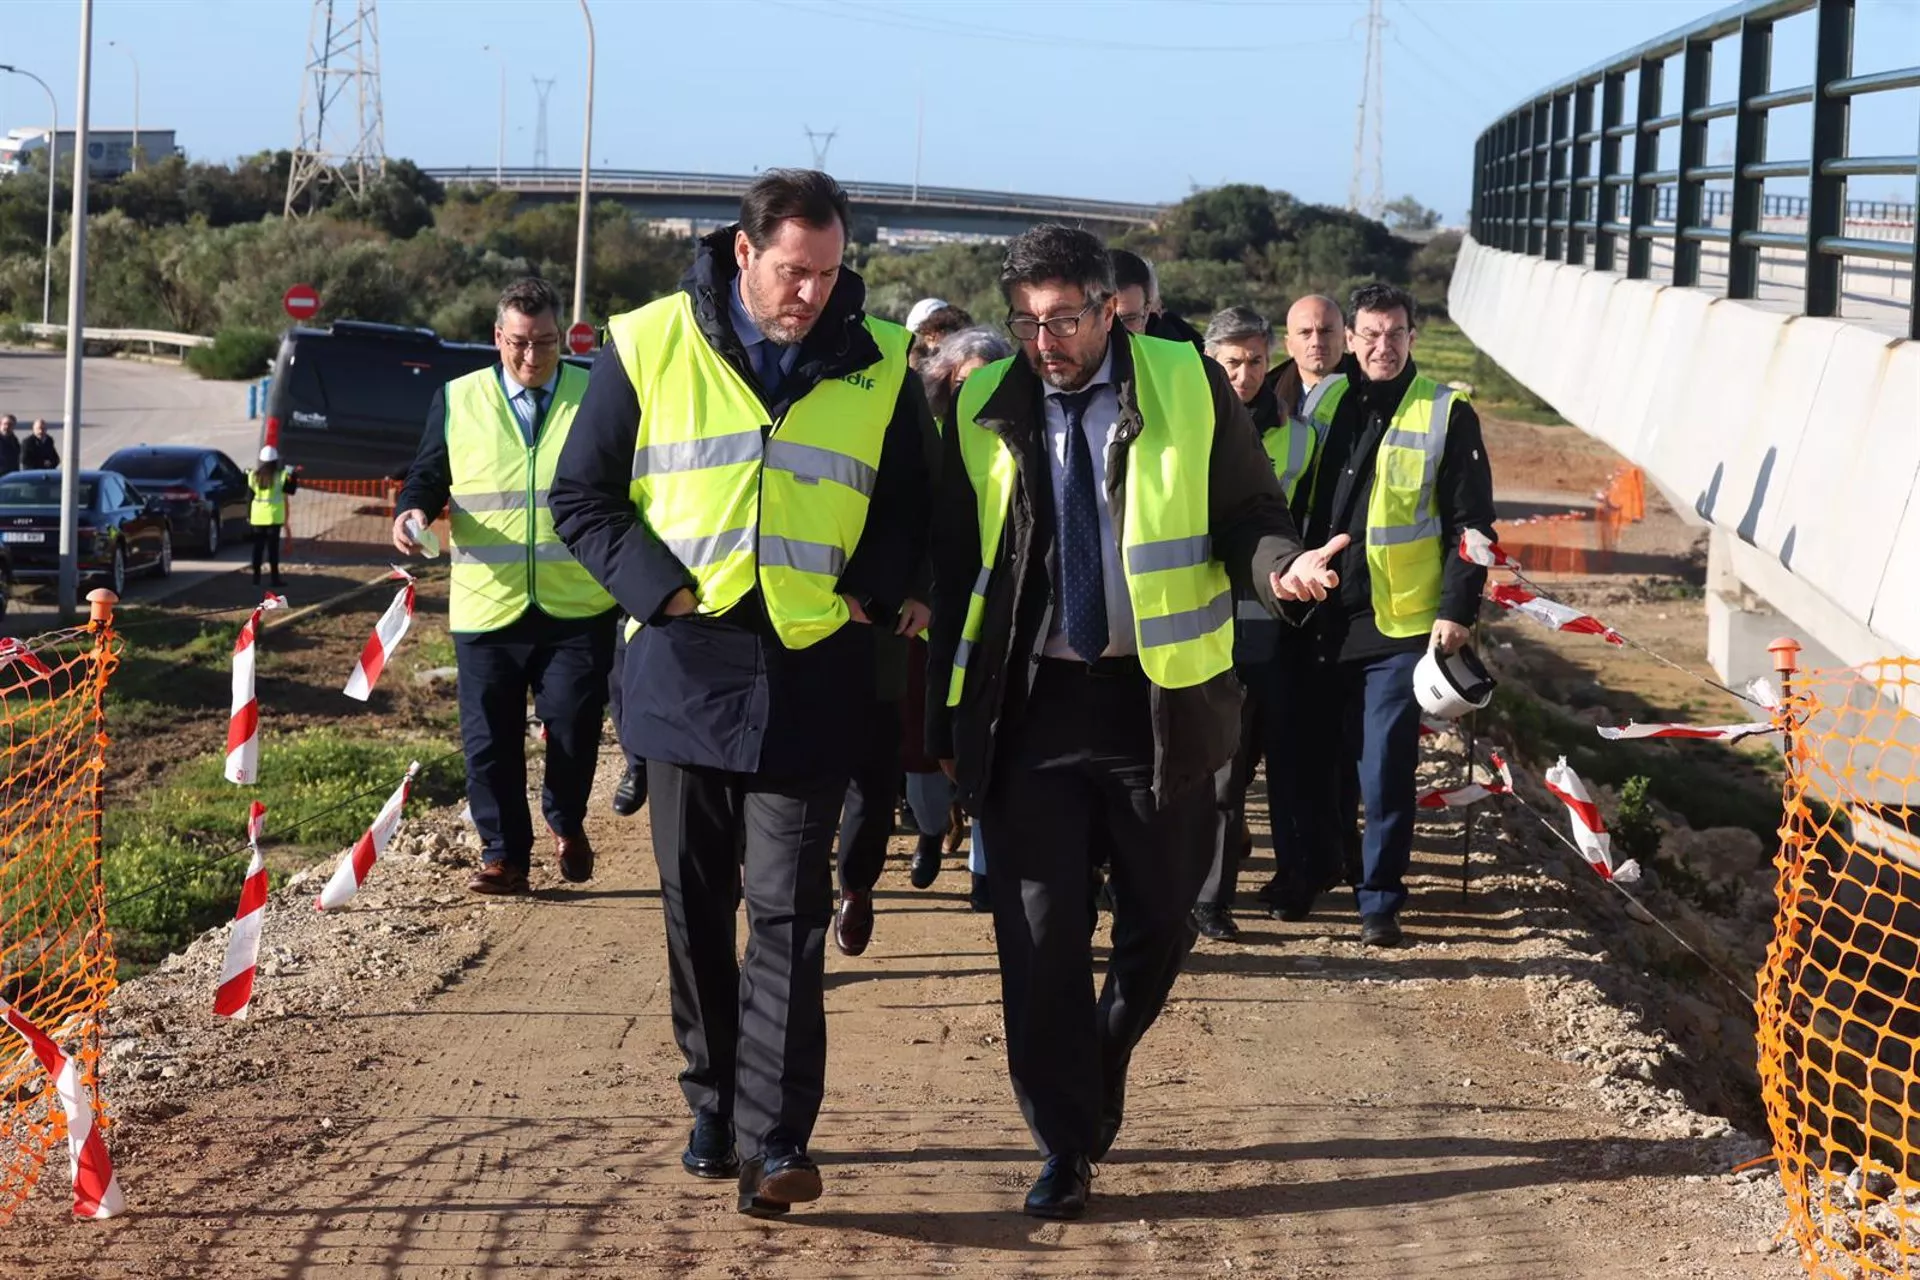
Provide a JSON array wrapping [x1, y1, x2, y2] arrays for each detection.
[[2, 532, 44, 544]]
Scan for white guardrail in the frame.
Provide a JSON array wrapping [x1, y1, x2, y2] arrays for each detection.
[[20, 323, 211, 354]]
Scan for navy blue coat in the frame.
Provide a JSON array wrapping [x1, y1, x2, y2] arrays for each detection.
[[549, 229, 933, 777]]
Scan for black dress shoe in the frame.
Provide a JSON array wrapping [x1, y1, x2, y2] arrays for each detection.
[[1361, 912, 1403, 948], [1271, 895, 1315, 923], [682, 1111, 738, 1180], [1252, 878, 1281, 907], [1023, 1153, 1091, 1220], [908, 832, 941, 889], [611, 763, 645, 816], [737, 1145, 822, 1218], [1191, 903, 1240, 941], [833, 890, 873, 957]]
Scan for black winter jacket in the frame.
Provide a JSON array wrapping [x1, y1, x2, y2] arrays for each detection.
[[550, 227, 933, 776], [0, 431, 20, 474], [20, 433, 57, 471], [926, 334, 1306, 810]]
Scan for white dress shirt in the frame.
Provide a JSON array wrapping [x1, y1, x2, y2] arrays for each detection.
[[1042, 344, 1136, 659]]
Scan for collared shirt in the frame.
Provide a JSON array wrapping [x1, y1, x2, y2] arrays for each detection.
[[1041, 343, 1136, 659], [729, 278, 799, 389], [498, 366, 559, 446]]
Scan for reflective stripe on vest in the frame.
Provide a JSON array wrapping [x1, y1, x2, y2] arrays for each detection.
[[443, 364, 615, 633], [248, 469, 287, 525], [1261, 374, 1346, 504], [1365, 375, 1458, 638], [946, 334, 1232, 705], [607, 292, 910, 651]]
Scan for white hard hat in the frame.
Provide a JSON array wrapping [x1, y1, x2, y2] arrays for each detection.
[[904, 297, 951, 334], [258, 445, 280, 463], [1414, 642, 1496, 720]]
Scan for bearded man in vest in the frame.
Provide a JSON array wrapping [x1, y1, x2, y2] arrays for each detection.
[[392, 276, 618, 896], [926, 226, 1347, 1220], [550, 170, 931, 1219], [1295, 283, 1497, 949]]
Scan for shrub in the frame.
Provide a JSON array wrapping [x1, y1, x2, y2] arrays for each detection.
[[185, 325, 278, 380]]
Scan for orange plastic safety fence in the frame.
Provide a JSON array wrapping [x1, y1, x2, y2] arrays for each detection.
[[0, 607, 120, 1225], [1760, 655, 1920, 1277]]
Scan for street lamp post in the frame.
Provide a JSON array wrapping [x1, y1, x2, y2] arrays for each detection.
[[0, 64, 59, 325], [481, 45, 505, 185], [572, 0, 595, 326], [107, 39, 138, 172], [59, 0, 96, 622]]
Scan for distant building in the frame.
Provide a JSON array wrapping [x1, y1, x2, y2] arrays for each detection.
[[0, 127, 180, 179]]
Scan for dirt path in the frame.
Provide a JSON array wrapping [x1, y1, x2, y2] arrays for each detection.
[[2, 747, 1796, 1280]]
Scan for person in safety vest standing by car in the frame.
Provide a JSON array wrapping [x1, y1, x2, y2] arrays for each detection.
[[392, 276, 618, 897], [248, 445, 298, 588], [925, 225, 1347, 1220], [550, 170, 931, 1220], [1295, 283, 1497, 949]]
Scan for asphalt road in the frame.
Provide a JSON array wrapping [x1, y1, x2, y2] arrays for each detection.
[[0, 347, 262, 622]]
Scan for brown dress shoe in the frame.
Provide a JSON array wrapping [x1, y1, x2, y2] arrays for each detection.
[[556, 832, 594, 884], [469, 863, 530, 895], [833, 890, 873, 957]]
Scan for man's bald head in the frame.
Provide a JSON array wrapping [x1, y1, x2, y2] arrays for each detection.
[[1284, 294, 1345, 383]]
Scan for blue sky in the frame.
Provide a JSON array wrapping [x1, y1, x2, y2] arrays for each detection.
[[1, 0, 1914, 219]]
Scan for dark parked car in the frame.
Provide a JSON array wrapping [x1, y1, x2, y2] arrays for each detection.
[[100, 445, 251, 555], [261, 319, 591, 478], [0, 469, 172, 598]]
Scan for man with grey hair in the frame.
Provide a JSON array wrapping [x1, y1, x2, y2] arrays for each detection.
[[393, 276, 619, 898]]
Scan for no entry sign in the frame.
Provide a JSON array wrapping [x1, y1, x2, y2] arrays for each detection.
[[566, 321, 596, 355], [283, 283, 320, 322]]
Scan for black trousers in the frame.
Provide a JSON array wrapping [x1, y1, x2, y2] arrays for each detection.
[[607, 620, 647, 788], [454, 614, 615, 871], [249, 523, 281, 576], [980, 659, 1216, 1158], [836, 697, 902, 895], [649, 762, 843, 1157], [1199, 668, 1265, 908]]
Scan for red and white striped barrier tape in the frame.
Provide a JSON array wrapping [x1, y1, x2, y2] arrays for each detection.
[[315, 761, 419, 911], [0, 1000, 124, 1219], [0, 636, 52, 677], [1597, 719, 1777, 742], [1544, 757, 1640, 884], [343, 568, 416, 702], [213, 802, 270, 1019], [1460, 528, 1523, 571], [1487, 582, 1625, 645], [223, 593, 288, 784], [1418, 752, 1513, 809]]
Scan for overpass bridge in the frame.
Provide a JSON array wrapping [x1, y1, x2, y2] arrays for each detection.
[[1450, 0, 1917, 693], [422, 167, 1165, 238]]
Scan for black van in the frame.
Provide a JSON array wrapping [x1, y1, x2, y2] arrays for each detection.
[[259, 321, 595, 478]]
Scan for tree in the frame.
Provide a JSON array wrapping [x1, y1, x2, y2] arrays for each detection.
[[1383, 195, 1442, 233]]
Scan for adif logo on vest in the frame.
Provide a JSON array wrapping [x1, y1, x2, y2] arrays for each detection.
[[842, 372, 876, 391]]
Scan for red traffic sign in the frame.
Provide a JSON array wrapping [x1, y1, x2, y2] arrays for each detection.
[[566, 321, 596, 355], [283, 283, 320, 321]]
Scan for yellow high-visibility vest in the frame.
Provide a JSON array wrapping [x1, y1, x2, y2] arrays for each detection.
[[443, 364, 615, 634], [607, 292, 910, 650], [1363, 373, 1459, 638], [947, 333, 1232, 704], [248, 469, 287, 525]]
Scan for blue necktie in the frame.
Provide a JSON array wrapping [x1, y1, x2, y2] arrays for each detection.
[[1056, 387, 1108, 662], [753, 340, 785, 400]]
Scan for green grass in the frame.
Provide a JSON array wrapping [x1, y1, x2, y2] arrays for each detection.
[[1419, 319, 1566, 425], [105, 729, 465, 966]]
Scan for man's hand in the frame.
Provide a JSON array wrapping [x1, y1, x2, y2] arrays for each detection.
[[939, 758, 956, 781], [391, 508, 428, 556], [843, 595, 872, 624], [660, 588, 698, 618], [1431, 619, 1471, 655], [1272, 533, 1351, 603], [895, 598, 931, 637]]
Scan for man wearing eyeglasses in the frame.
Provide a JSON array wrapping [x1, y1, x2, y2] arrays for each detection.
[[927, 225, 1346, 1220], [1295, 282, 1497, 948], [1109, 248, 1206, 352], [393, 276, 618, 898]]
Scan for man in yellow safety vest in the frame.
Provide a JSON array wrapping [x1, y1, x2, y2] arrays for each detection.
[[1294, 283, 1498, 948], [925, 225, 1346, 1220], [392, 277, 618, 898], [550, 170, 931, 1219]]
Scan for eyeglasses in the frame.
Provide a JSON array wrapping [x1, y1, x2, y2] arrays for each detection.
[[1116, 310, 1149, 333], [1007, 299, 1098, 341], [1352, 327, 1412, 347], [501, 335, 560, 354]]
